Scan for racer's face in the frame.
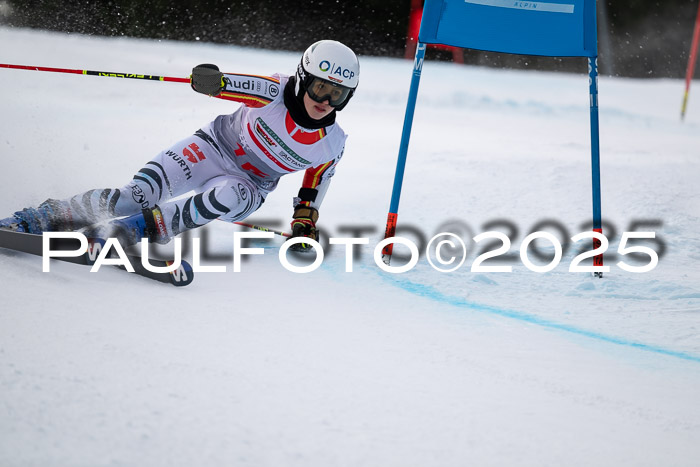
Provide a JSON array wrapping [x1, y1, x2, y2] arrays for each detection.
[[303, 92, 334, 120]]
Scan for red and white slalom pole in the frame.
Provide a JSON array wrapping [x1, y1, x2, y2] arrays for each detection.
[[681, 2, 700, 120]]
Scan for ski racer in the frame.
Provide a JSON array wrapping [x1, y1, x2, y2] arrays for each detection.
[[0, 40, 360, 251]]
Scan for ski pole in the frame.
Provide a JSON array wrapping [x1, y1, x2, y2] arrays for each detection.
[[0, 63, 191, 83], [233, 221, 292, 238]]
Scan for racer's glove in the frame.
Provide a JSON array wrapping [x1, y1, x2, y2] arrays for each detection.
[[289, 206, 319, 252], [191, 64, 225, 96]]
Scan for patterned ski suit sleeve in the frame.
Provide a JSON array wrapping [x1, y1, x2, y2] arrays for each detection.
[[215, 73, 282, 108], [297, 152, 343, 210]]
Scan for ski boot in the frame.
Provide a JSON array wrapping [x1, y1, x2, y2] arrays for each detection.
[[0, 215, 29, 232], [92, 206, 171, 247], [0, 199, 70, 234]]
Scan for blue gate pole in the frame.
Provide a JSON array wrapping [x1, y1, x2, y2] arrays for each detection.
[[381, 42, 427, 264], [588, 55, 604, 275]]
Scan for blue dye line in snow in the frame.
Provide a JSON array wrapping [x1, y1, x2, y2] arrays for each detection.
[[382, 274, 700, 364]]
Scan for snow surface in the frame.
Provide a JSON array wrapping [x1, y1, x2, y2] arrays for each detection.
[[1, 27, 700, 466]]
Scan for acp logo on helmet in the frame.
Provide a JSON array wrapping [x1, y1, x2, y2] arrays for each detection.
[[319, 60, 355, 81]]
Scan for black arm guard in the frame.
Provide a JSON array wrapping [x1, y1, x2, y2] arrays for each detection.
[[191, 64, 225, 96]]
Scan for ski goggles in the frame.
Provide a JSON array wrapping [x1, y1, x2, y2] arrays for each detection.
[[306, 77, 353, 107]]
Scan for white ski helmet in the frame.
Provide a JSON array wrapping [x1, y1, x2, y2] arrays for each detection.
[[296, 40, 359, 111]]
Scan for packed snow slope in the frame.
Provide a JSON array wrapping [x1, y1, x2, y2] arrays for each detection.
[[1, 27, 700, 467]]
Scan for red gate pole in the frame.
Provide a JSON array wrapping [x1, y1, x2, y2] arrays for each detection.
[[681, 2, 700, 120]]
